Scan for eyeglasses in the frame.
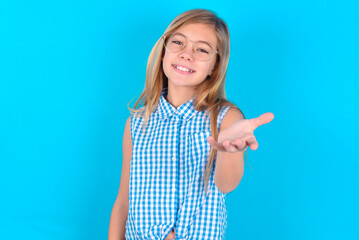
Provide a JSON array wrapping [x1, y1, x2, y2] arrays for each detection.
[[163, 33, 219, 62]]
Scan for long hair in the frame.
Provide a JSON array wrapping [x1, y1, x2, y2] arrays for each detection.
[[129, 9, 245, 192]]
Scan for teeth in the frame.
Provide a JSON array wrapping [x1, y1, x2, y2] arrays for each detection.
[[175, 65, 193, 72]]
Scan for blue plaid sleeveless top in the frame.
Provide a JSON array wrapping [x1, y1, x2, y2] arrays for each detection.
[[125, 89, 231, 240]]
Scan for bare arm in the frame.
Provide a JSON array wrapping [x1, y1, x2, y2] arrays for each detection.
[[211, 110, 274, 193], [108, 116, 132, 240], [213, 108, 245, 193]]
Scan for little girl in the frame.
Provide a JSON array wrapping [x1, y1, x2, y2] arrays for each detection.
[[108, 9, 274, 240]]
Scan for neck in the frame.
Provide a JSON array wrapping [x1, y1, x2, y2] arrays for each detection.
[[166, 86, 197, 108]]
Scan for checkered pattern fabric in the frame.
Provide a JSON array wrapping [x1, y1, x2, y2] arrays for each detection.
[[125, 88, 231, 240]]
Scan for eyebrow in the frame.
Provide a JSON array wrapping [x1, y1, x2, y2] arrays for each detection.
[[172, 32, 215, 49]]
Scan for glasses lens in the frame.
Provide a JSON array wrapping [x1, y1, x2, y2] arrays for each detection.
[[165, 34, 186, 53], [193, 42, 214, 61]]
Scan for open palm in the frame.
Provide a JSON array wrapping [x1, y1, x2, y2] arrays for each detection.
[[207, 112, 274, 152]]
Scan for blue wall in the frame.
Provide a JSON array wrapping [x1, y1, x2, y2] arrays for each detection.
[[1, 0, 358, 239]]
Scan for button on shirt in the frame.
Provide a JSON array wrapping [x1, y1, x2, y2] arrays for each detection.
[[125, 89, 231, 240]]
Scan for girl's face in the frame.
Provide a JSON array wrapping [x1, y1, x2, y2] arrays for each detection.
[[162, 23, 218, 93]]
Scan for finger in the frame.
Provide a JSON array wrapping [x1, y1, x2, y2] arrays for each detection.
[[210, 137, 241, 153], [223, 140, 238, 153], [232, 140, 248, 152], [236, 134, 257, 150], [237, 145, 248, 152], [246, 137, 258, 150], [232, 139, 246, 150], [249, 112, 274, 130], [231, 133, 254, 149], [232, 139, 242, 146], [225, 140, 248, 153], [207, 136, 226, 151]]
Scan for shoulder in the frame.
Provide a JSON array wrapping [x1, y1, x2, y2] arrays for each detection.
[[123, 115, 133, 145], [219, 106, 245, 132], [124, 115, 132, 134], [125, 115, 132, 126]]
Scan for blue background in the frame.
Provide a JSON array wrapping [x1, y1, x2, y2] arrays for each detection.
[[1, 0, 358, 239]]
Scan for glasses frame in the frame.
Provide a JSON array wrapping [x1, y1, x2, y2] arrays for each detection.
[[162, 34, 219, 62]]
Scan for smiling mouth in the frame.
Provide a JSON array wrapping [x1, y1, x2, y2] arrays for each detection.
[[172, 64, 195, 73]]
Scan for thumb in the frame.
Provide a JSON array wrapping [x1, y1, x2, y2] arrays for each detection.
[[250, 112, 274, 130]]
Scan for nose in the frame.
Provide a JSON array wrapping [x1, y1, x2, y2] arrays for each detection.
[[178, 42, 195, 61]]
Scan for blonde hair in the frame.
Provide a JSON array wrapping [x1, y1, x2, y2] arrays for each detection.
[[129, 9, 246, 192]]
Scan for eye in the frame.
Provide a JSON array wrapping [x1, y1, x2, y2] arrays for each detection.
[[197, 48, 209, 54], [172, 40, 183, 45]]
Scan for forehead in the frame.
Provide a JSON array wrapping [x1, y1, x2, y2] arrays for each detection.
[[173, 23, 217, 46]]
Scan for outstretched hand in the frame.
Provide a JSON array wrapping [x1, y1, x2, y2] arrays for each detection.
[[207, 112, 274, 153]]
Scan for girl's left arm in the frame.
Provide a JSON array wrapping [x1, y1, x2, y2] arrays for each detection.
[[212, 108, 245, 194], [210, 109, 274, 193]]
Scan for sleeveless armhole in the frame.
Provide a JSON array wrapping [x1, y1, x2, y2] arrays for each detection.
[[130, 113, 135, 144], [217, 105, 231, 132], [130, 107, 147, 142]]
